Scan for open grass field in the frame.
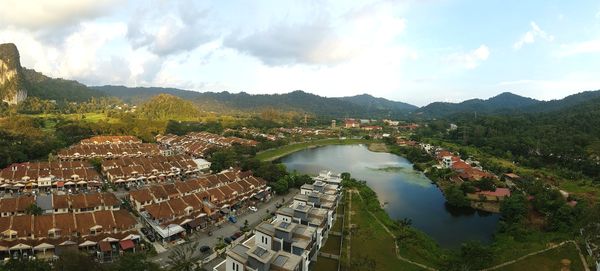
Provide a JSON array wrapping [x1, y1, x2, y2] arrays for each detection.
[[313, 256, 339, 271], [34, 112, 123, 124], [496, 242, 585, 271], [255, 138, 376, 161]]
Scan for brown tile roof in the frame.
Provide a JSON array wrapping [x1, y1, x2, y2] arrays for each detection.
[[12, 215, 33, 237], [101, 193, 120, 206], [112, 210, 136, 230], [74, 212, 96, 232], [145, 202, 173, 220], [93, 210, 116, 231], [129, 189, 153, 204], [53, 213, 76, 234], [52, 194, 70, 209]]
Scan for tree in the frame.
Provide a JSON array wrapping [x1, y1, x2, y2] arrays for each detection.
[[444, 185, 470, 208], [110, 253, 160, 271], [167, 243, 203, 271], [474, 178, 496, 191], [271, 178, 289, 194], [53, 250, 103, 271], [500, 193, 527, 225], [1, 258, 52, 271], [341, 172, 351, 180], [89, 157, 103, 173], [25, 203, 43, 216]]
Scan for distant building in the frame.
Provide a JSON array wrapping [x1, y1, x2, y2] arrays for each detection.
[[344, 119, 359, 128], [331, 120, 336, 129]]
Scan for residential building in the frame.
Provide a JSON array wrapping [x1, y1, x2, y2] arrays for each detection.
[[253, 220, 317, 271], [217, 243, 302, 271], [0, 161, 101, 192]]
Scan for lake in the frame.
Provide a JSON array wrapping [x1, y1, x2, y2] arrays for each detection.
[[279, 144, 499, 248]]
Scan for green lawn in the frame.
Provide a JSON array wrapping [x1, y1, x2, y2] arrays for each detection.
[[321, 235, 342, 255], [343, 192, 432, 271], [313, 256, 339, 271], [497, 243, 585, 271], [255, 138, 376, 161]]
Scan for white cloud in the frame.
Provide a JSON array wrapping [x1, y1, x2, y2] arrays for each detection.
[[0, 0, 117, 30], [445, 45, 490, 69], [224, 1, 408, 66], [559, 39, 600, 56], [513, 21, 554, 49], [126, 0, 215, 56]]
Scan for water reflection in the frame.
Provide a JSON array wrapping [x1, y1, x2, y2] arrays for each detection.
[[280, 144, 499, 248]]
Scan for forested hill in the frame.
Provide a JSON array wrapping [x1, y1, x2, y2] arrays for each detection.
[[416, 90, 600, 118], [93, 85, 416, 118], [23, 68, 106, 102], [435, 96, 600, 179], [417, 92, 541, 117], [338, 93, 418, 111]]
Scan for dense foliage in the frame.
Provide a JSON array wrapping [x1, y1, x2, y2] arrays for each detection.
[[419, 97, 600, 180], [137, 94, 200, 120], [95, 86, 414, 118]]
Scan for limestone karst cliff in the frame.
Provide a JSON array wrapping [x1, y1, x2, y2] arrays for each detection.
[[0, 43, 27, 105]]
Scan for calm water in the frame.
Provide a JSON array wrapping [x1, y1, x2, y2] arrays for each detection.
[[279, 144, 499, 248]]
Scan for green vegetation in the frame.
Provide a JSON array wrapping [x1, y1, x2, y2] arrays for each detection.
[[341, 175, 444, 270], [497, 242, 585, 271], [320, 235, 342, 255], [417, 96, 600, 182], [137, 94, 201, 120], [0, 251, 159, 271], [313, 257, 339, 271], [256, 138, 375, 161]]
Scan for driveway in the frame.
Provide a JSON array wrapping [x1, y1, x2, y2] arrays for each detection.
[[151, 189, 297, 268]]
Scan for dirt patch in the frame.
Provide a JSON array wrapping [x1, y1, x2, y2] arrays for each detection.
[[368, 143, 389, 152]]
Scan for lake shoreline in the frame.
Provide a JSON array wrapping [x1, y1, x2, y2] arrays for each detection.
[[280, 144, 500, 248]]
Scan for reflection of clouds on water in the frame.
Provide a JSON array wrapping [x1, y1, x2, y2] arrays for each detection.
[[282, 144, 499, 248], [365, 166, 432, 189]]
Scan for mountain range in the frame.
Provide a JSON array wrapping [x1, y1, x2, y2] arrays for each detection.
[[2, 43, 600, 119]]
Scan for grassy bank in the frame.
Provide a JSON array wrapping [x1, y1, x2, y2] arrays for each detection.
[[255, 138, 376, 161], [496, 242, 585, 271], [340, 179, 444, 270]]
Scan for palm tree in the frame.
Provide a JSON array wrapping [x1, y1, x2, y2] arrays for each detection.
[[167, 243, 203, 271]]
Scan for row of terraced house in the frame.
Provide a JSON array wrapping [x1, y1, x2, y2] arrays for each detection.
[[0, 191, 139, 261], [128, 170, 270, 243], [156, 132, 258, 158], [214, 171, 342, 271]]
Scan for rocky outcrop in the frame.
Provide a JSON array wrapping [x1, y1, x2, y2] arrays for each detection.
[[0, 43, 28, 105]]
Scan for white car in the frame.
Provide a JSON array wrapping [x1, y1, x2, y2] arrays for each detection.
[[248, 206, 258, 212]]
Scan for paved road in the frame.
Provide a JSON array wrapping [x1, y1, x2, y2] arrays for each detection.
[[151, 189, 297, 268]]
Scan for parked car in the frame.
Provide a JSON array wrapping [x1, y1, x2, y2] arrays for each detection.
[[229, 216, 237, 223], [224, 237, 232, 244], [199, 245, 211, 253], [232, 232, 243, 239], [248, 206, 258, 212], [140, 228, 149, 235], [230, 235, 238, 241], [146, 234, 155, 242]]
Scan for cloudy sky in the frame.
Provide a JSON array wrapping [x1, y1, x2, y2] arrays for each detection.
[[1, 0, 599, 106]]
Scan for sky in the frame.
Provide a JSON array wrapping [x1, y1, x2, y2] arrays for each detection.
[[1, 0, 600, 106]]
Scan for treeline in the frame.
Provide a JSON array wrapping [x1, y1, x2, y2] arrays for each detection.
[[416, 97, 600, 181]]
